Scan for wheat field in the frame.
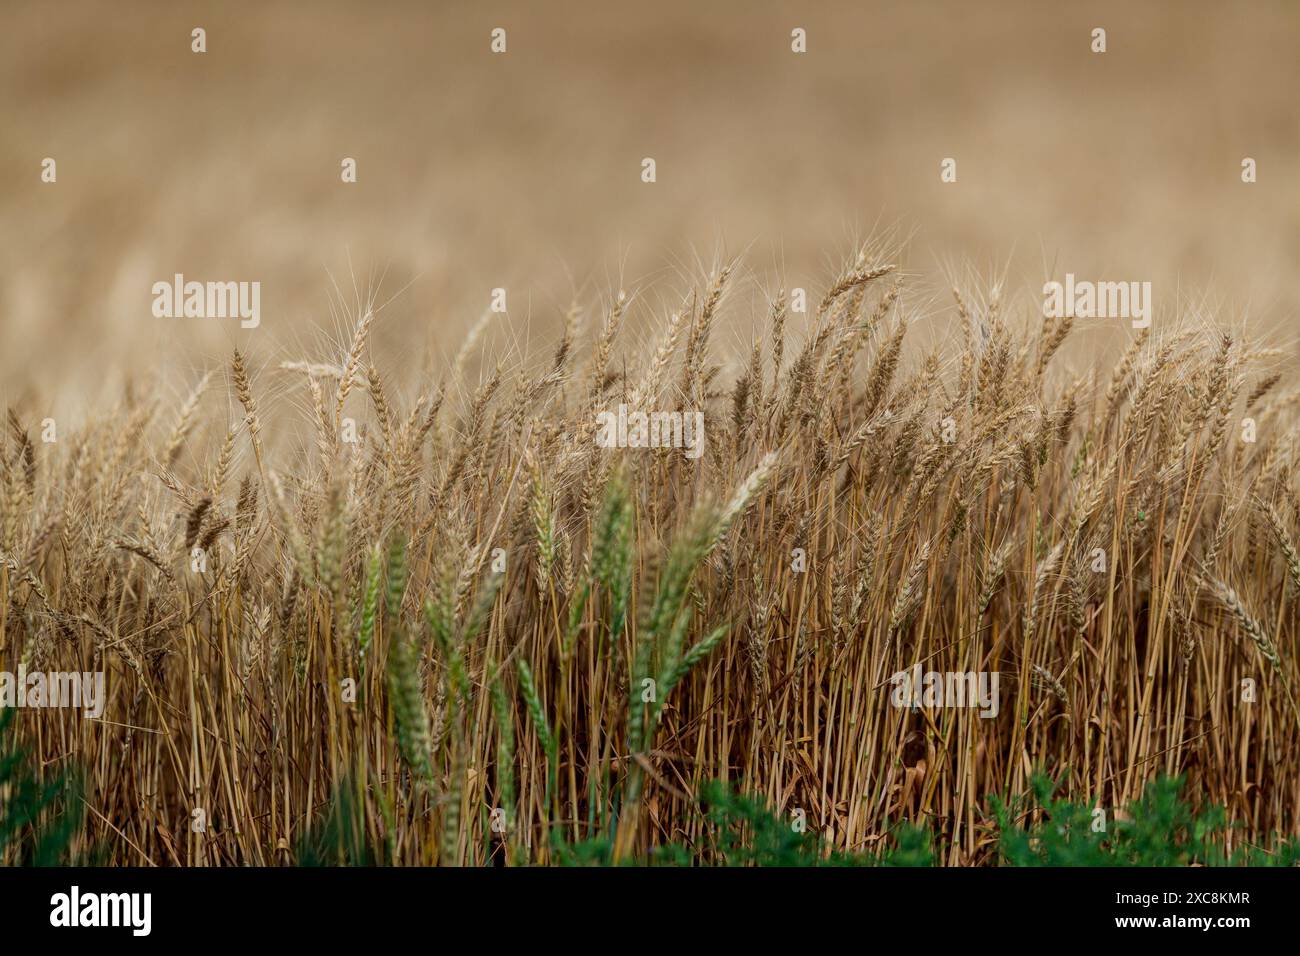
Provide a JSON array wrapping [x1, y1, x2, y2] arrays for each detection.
[[3, 246, 1299, 865], [3, 0, 1299, 869]]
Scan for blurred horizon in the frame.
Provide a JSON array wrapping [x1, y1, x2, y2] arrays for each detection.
[[3, 0, 1298, 416]]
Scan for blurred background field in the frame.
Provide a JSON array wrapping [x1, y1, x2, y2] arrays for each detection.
[[2, 0, 1298, 413]]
